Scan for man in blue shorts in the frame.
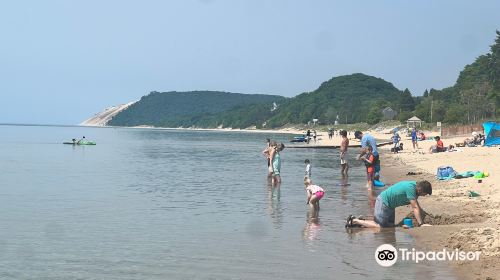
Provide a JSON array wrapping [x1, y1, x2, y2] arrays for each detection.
[[411, 127, 419, 151], [346, 180, 432, 228], [354, 131, 380, 179]]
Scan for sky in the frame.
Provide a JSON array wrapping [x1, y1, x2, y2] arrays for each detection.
[[1, 0, 499, 124]]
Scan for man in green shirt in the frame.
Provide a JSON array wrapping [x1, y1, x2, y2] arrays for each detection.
[[346, 180, 432, 228]]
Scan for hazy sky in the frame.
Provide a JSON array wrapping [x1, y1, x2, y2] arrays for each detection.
[[1, 0, 499, 124]]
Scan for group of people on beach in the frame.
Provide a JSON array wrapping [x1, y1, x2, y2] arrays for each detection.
[[327, 128, 350, 140], [352, 130, 433, 228], [427, 131, 485, 153], [305, 129, 317, 144], [263, 129, 434, 229]]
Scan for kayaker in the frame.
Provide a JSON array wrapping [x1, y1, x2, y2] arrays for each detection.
[[77, 136, 86, 144]]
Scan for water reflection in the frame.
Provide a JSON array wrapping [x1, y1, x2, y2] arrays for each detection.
[[303, 211, 321, 245], [367, 188, 376, 215], [267, 178, 282, 228], [339, 176, 350, 203], [346, 227, 396, 244]]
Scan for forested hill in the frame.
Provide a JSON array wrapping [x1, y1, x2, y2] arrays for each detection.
[[106, 75, 408, 128], [107, 91, 286, 127], [265, 73, 404, 127]]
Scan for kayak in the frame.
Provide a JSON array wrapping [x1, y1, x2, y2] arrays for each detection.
[[63, 141, 96, 145]]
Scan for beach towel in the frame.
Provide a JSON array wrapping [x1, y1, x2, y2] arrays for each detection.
[[437, 166, 457, 180], [474, 172, 486, 179], [454, 171, 477, 179]]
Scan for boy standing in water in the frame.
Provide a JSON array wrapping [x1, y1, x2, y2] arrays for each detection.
[[354, 130, 380, 180], [304, 159, 312, 178], [360, 145, 374, 189], [340, 130, 349, 176]]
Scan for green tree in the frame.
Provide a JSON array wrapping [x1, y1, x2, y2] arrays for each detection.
[[432, 101, 447, 123], [488, 30, 500, 117], [398, 111, 413, 123], [366, 107, 382, 124], [324, 106, 337, 124], [444, 104, 466, 124], [488, 30, 500, 91], [399, 88, 416, 111], [460, 82, 494, 123], [414, 97, 431, 122]]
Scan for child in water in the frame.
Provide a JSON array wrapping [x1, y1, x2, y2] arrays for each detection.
[[304, 177, 324, 211], [304, 159, 311, 178], [360, 145, 375, 189]]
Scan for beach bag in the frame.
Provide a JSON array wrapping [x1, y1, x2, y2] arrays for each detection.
[[436, 166, 456, 180]]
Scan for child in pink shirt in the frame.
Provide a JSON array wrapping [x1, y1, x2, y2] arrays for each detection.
[[304, 177, 325, 211]]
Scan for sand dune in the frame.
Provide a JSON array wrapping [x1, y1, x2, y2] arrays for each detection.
[[80, 101, 136, 126]]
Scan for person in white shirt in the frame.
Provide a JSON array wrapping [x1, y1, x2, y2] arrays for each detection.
[[304, 159, 312, 178]]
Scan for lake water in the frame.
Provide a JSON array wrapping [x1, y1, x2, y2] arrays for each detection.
[[0, 125, 455, 279]]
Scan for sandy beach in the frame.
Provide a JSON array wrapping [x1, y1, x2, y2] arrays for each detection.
[[378, 134, 500, 279], [289, 127, 500, 279]]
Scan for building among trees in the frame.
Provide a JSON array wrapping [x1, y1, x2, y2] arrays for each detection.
[[382, 107, 397, 120]]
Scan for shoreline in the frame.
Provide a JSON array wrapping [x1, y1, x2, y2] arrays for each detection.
[[379, 140, 500, 279], [3, 122, 309, 135], [81, 124, 307, 135]]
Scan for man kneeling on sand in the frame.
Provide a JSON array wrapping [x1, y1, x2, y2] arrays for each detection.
[[346, 180, 432, 228]]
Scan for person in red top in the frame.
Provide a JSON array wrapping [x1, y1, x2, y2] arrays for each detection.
[[436, 136, 444, 151], [360, 145, 375, 189], [419, 132, 426, 140], [429, 136, 446, 153]]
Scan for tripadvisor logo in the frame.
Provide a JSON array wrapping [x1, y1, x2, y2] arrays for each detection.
[[375, 244, 481, 267], [375, 244, 398, 267]]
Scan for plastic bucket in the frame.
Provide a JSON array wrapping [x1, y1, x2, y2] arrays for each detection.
[[403, 218, 414, 228]]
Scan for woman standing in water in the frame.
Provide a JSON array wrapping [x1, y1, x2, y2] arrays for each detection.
[[269, 141, 284, 185]]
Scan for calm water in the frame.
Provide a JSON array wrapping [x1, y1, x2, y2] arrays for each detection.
[[0, 125, 455, 279]]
